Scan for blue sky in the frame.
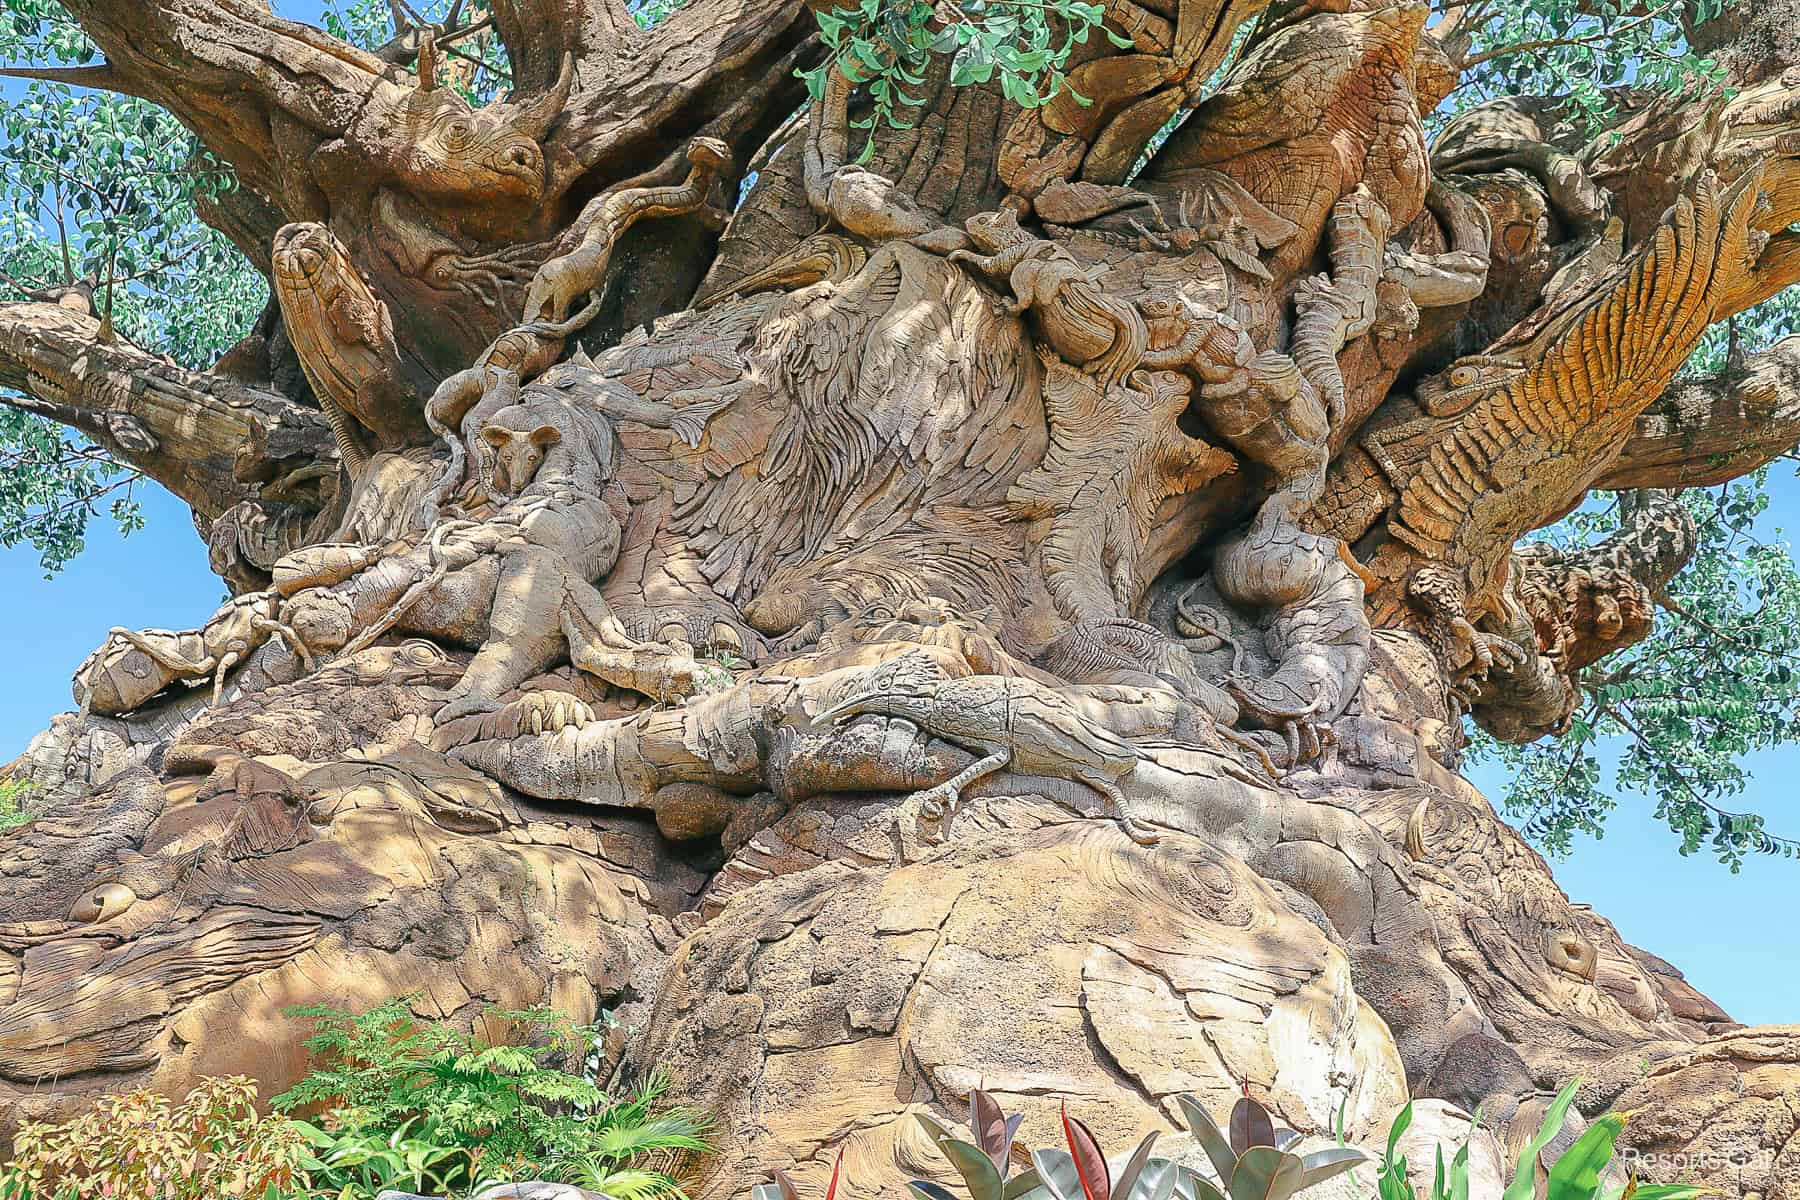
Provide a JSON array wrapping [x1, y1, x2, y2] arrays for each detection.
[[1, 0, 1794, 1028]]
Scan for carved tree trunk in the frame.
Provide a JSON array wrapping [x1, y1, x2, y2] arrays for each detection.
[[5, 1, 1800, 1195]]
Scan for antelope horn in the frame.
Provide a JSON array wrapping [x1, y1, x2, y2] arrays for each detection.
[[416, 27, 439, 93], [506, 51, 576, 142], [1405, 794, 1431, 861]]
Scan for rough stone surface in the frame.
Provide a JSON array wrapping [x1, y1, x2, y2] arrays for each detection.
[[0, 2, 1796, 1197]]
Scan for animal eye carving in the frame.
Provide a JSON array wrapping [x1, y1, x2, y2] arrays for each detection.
[[1451, 365, 1478, 387], [444, 119, 474, 147], [70, 882, 138, 924]]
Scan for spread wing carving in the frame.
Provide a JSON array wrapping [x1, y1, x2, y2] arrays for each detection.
[[1383, 165, 1766, 608]]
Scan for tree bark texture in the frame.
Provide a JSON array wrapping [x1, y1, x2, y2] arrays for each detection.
[[3, 0, 1800, 1195]]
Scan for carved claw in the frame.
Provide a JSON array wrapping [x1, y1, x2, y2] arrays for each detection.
[[499, 690, 596, 738], [1483, 633, 1530, 672], [209, 650, 242, 707], [909, 782, 959, 824], [251, 615, 317, 672], [1452, 616, 1490, 674]]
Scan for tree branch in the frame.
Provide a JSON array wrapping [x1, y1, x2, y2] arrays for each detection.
[[0, 301, 334, 522], [548, 0, 819, 184], [487, 0, 640, 92], [1600, 336, 1800, 490]]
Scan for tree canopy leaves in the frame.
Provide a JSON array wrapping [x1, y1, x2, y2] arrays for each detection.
[[0, 4, 264, 571]]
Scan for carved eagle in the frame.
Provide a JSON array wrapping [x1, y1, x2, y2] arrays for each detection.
[[1364, 165, 1768, 638]]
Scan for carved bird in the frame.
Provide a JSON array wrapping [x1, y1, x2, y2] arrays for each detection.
[[1363, 167, 1768, 676], [814, 650, 1159, 844]]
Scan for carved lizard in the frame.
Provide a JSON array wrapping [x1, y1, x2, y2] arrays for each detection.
[[271, 222, 421, 476]]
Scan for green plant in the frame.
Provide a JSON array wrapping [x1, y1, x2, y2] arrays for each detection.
[[0, 778, 34, 832], [1499, 1080, 1710, 1200], [1, 1075, 307, 1200], [907, 1087, 1368, 1200], [273, 998, 707, 1199], [801, 0, 1130, 141], [1174, 1092, 1371, 1200], [1374, 1102, 1474, 1200], [290, 1116, 475, 1199]]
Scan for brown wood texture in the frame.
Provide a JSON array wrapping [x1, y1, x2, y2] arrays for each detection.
[[4, 1, 1800, 1194]]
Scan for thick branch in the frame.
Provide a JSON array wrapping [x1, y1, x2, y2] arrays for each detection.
[[549, 0, 818, 185], [1600, 337, 1800, 490], [0, 302, 334, 521], [488, 0, 639, 92]]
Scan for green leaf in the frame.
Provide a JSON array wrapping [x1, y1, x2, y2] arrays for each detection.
[[1297, 1147, 1372, 1189], [912, 1183, 964, 1200], [942, 1136, 1009, 1200], [1003, 1166, 1048, 1200], [1175, 1167, 1228, 1200], [1228, 1098, 1276, 1154], [1504, 1080, 1582, 1200], [1545, 1113, 1627, 1200], [1227, 1148, 1303, 1200], [1110, 1132, 1161, 1200], [1062, 1107, 1112, 1200], [1176, 1095, 1237, 1184], [1034, 1148, 1086, 1200]]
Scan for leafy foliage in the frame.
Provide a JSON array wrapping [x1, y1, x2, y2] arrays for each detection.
[[1434, 0, 1729, 135], [1425, 0, 1800, 866], [801, 0, 1130, 142], [273, 998, 707, 1199], [0, 0, 486, 573], [318, 0, 514, 102], [0, 402, 145, 576], [1472, 296, 1800, 869], [904, 1086, 1368, 1200], [0, 1076, 309, 1200], [0, 777, 33, 831], [1372, 1080, 1707, 1200], [0, 6, 265, 571]]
